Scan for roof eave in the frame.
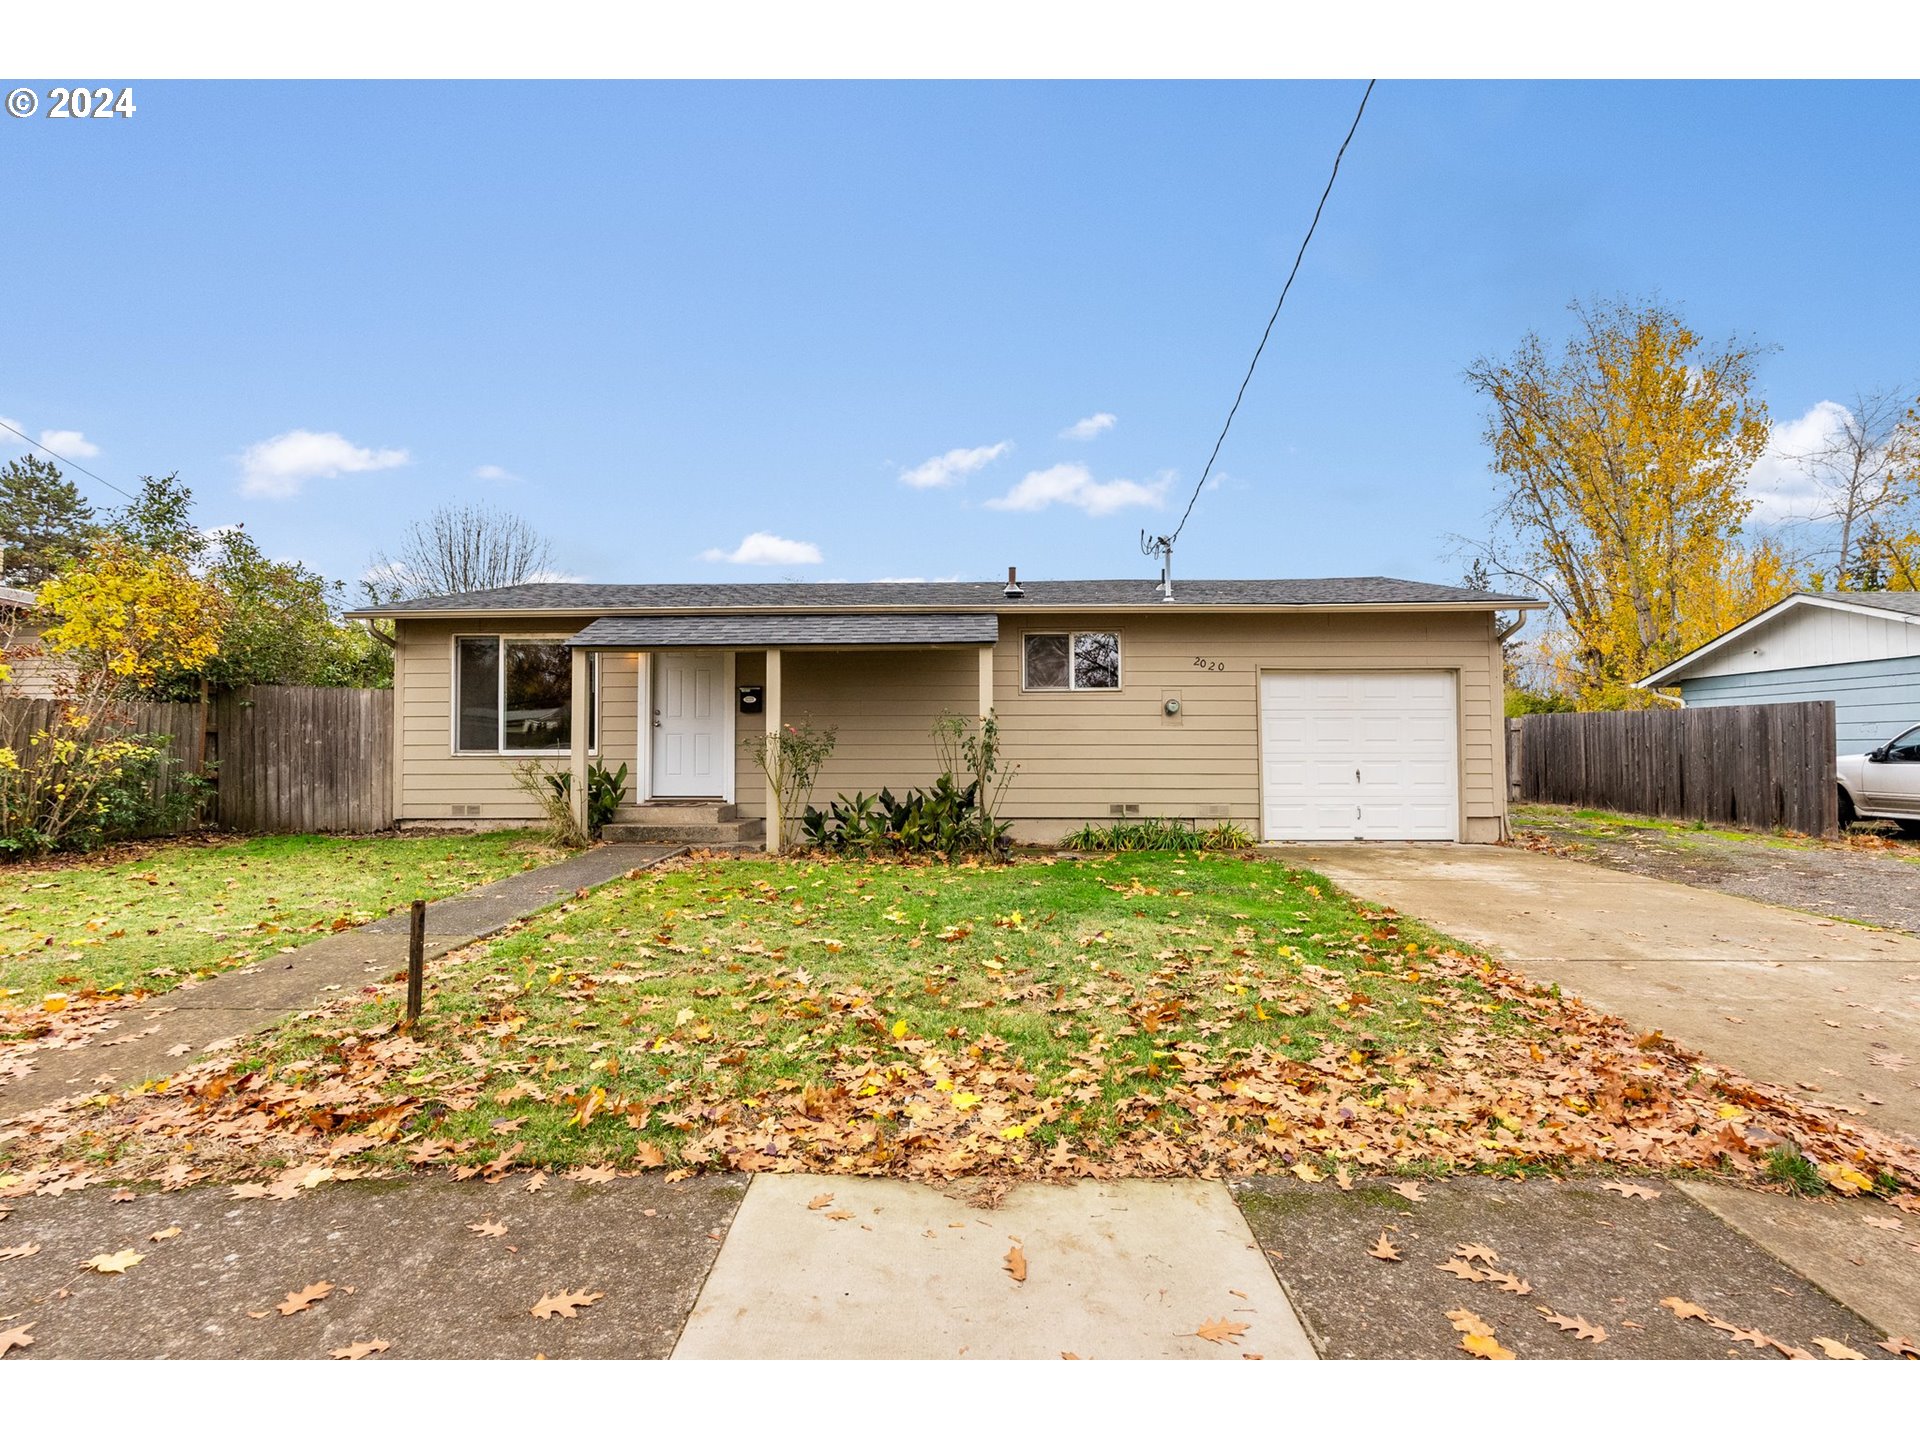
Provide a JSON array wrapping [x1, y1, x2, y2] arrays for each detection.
[[1635, 591, 1920, 688], [348, 598, 1548, 622]]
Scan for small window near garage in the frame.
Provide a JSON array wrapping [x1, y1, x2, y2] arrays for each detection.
[[454, 638, 597, 754], [1023, 631, 1121, 691]]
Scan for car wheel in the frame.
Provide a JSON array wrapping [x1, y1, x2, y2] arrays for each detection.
[[1837, 787, 1857, 828], [1896, 818, 1920, 839]]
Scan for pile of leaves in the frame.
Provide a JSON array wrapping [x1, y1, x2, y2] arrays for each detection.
[[2, 854, 1916, 1206]]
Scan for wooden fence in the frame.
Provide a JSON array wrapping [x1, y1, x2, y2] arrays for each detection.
[[2, 685, 394, 835], [1506, 700, 1839, 835], [210, 686, 394, 833]]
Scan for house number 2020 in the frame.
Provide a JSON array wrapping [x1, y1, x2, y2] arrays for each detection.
[[1191, 657, 1225, 672]]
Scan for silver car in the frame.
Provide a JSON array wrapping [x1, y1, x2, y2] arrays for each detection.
[[1836, 725, 1920, 835]]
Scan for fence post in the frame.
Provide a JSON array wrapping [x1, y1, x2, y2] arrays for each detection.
[[405, 899, 426, 1027]]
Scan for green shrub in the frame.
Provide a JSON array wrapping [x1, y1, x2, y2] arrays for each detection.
[[1, 711, 201, 858], [1058, 817, 1254, 853], [538, 760, 630, 838], [802, 773, 1003, 859]]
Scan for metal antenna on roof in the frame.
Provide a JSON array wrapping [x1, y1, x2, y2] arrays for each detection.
[[1141, 530, 1174, 601]]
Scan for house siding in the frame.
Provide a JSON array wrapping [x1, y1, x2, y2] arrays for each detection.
[[0, 620, 72, 700], [1680, 656, 1920, 754], [392, 608, 1508, 841]]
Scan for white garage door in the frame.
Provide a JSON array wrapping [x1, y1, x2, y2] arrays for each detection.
[[1259, 671, 1459, 841]]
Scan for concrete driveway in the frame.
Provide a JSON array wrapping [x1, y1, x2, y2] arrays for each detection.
[[1292, 844, 1920, 1147]]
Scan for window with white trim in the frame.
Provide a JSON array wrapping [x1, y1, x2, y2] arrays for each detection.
[[1022, 631, 1120, 690], [454, 638, 598, 754]]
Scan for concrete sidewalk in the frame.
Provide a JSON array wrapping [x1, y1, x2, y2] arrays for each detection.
[[0, 842, 679, 1119], [1294, 843, 1920, 1147], [2, 1170, 1903, 1360]]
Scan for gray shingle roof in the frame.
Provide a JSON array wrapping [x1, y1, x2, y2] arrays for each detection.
[[567, 613, 998, 648], [1833, 590, 1920, 617], [354, 576, 1540, 616]]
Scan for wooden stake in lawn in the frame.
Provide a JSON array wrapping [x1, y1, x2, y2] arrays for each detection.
[[405, 899, 426, 1026]]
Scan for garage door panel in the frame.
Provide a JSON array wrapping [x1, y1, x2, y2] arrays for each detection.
[[1260, 670, 1458, 842]]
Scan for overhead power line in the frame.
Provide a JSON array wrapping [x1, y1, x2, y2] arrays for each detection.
[[1166, 78, 1376, 548], [0, 416, 141, 503]]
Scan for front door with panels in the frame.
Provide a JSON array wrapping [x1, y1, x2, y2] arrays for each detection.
[[652, 650, 725, 797], [1259, 670, 1459, 841]]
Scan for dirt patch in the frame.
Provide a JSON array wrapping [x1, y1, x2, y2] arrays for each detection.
[[1234, 1174, 1902, 1360], [1514, 814, 1920, 935]]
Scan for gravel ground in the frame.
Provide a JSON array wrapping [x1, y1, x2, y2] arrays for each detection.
[[1512, 809, 1920, 935]]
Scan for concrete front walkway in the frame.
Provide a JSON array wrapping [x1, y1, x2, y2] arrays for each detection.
[[0, 843, 680, 1120], [673, 1175, 1314, 1360], [1294, 844, 1920, 1148]]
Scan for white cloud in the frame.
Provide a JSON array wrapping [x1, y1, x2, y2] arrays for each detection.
[[1744, 400, 1851, 526], [1, 417, 101, 461], [1060, 411, 1117, 440], [38, 428, 99, 458], [899, 441, 1010, 490], [472, 464, 519, 482], [239, 428, 409, 498], [984, 462, 1172, 516], [700, 531, 824, 566]]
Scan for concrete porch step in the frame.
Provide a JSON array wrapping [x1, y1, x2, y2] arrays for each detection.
[[601, 816, 765, 846], [613, 801, 738, 825]]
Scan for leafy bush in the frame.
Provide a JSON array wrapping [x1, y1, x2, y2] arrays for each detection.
[[1058, 817, 1252, 853], [742, 719, 837, 853], [803, 775, 994, 858], [544, 761, 629, 835], [0, 711, 201, 857]]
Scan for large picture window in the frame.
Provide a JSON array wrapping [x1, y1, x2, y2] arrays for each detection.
[[454, 638, 597, 754], [1022, 631, 1121, 691]]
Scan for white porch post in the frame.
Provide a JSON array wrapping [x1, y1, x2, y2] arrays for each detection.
[[978, 642, 994, 720], [763, 647, 783, 852], [569, 646, 591, 834]]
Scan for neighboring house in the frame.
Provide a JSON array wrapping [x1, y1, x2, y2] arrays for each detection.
[[351, 574, 1542, 847], [1637, 591, 1920, 754], [0, 586, 70, 699]]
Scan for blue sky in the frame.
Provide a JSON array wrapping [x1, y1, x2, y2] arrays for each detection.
[[4, 80, 1916, 593]]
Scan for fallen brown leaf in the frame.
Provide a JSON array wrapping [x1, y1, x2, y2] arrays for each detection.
[[1389, 1181, 1427, 1203], [1537, 1307, 1607, 1343], [807, 1193, 835, 1211], [0, 1323, 33, 1359], [1005, 1244, 1027, 1283], [1460, 1331, 1516, 1360], [569, 1165, 617, 1185], [1446, 1309, 1495, 1338], [1194, 1317, 1250, 1345], [1, 1243, 41, 1261], [1452, 1243, 1499, 1265], [1367, 1231, 1401, 1262], [82, 1249, 143, 1274], [530, 1288, 604, 1320], [1601, 1180, 1662, 1201], [148, 1226, 182, 1242], [329, 1337, 391, 1360], [1811, 1336, 1865, 1360], [276, 1281, 334, 1315], [467, 1219, 508, 1238]]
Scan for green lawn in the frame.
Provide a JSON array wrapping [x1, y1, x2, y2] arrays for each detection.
[[0, 831, 551, 1018], [41, 850, 1911, 1196]]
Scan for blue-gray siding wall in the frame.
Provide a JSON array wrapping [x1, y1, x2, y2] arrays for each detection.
[[1680, 656, 1920, 754]]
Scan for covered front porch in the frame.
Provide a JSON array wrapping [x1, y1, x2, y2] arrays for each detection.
[[561, 613, 999, 850]]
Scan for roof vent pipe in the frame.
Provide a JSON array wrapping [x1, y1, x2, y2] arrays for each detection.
[[1004, 566, 1025, 599]]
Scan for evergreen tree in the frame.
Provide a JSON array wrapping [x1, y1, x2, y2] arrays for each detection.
[[0, 454, 95, 586]]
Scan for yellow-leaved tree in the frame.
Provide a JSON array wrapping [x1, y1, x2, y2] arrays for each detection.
[[35, 539, 227, 690], [1464, 297, 1796, 709]]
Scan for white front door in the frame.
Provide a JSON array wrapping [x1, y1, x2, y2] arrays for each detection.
[[1259, 670, 1460, 841], [652, 651, 726, 797]]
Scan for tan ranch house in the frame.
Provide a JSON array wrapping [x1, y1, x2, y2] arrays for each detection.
[[350, 574, 1542, 848]]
